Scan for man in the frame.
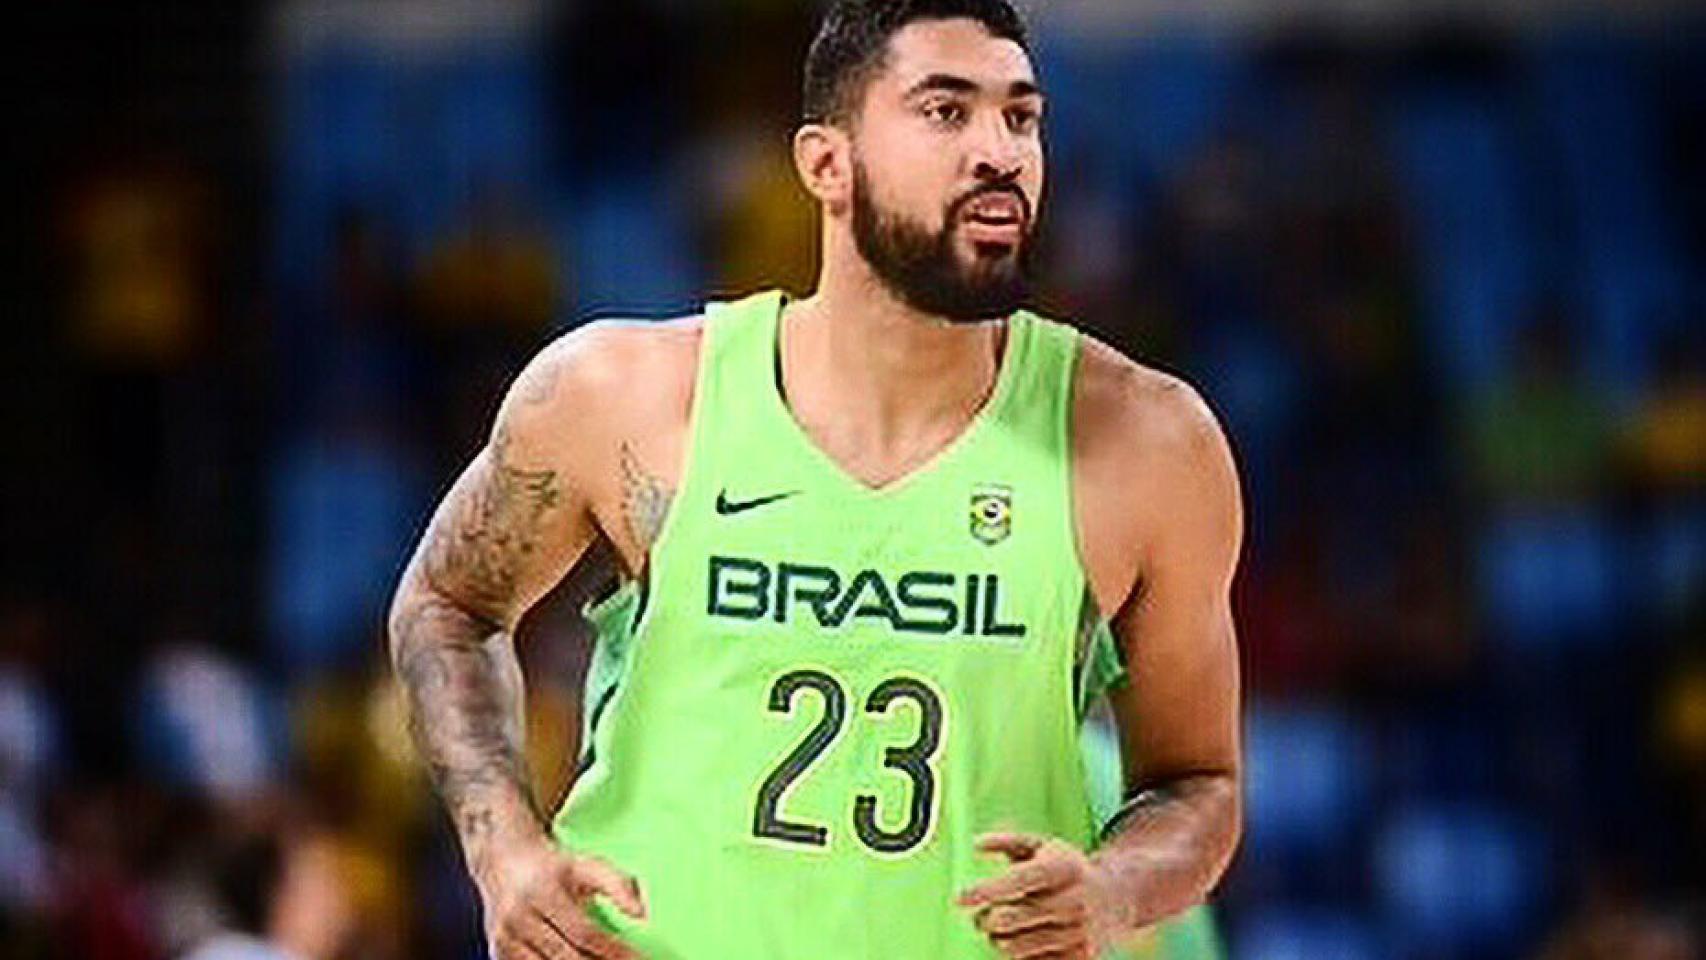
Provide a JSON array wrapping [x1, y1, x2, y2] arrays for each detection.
[[387, 1, 1243, 958]]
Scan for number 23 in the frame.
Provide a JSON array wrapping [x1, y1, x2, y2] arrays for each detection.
[[752, 669, 944, 854]]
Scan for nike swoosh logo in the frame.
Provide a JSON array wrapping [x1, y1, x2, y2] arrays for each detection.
[[716, 489, 800, 516]]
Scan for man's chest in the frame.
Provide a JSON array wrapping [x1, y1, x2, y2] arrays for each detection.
[[592, 423, 1143, 626]]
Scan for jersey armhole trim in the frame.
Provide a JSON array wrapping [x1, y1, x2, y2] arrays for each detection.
[[617, 307, 715, 640], [1061, 326, 1099, 622]]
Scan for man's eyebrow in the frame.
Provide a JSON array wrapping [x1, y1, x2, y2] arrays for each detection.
[[1009, 80, 1043, 100], [903, 74, 981, 98], [903, 74, 1046, 101]]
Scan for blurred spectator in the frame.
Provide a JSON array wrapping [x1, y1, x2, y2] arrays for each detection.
[[173, 825, 355, 960], [1624, 327, 1706, 493], [701, 124, 819, 298], [1532, 883, 1699, 960], [64, 165, 212, 370], [0, 598, 62, 935], [290, 674, 422, 863], [133, 641, 284, 805], [414, 183, 558, 337], [265, 436, 423, 677], [1373, 803, 1548, 957], [1358, 504, 1476, 693], [1467, 308, 1617, 505], [47, 787, 162, 960], [268, 211, 427, 676], [1237, 511, 1354, 697], [0, 794, 51, 921], [1654, 615, 1706, 882], [0, 604, 61, 804], [283, 209, 417, 436]]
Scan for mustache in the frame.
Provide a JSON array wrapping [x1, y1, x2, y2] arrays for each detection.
[[947, 183, 1033, 226]]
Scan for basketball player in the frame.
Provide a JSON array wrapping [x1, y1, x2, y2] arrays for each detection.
[[387, 2, 1243, 958]]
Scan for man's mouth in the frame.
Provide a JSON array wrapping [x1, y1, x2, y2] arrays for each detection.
[[962, 222, 1023, 247], [960, 192, 1026, 245]]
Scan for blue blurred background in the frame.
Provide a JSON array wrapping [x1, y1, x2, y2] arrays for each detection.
[[0, 1, 1702, 958]]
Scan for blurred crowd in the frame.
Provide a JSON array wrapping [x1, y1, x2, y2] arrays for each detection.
[[1, 2, 1702, 959]]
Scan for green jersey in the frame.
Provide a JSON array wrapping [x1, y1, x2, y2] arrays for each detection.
[[553, 290, 1221, 959]]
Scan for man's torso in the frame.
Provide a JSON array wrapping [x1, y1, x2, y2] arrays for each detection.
[[542, 291, 1212, 958], [572, 294, 1175, 625]]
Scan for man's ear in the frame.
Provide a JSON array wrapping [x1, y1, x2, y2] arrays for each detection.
[[793, 122, 852, 216]]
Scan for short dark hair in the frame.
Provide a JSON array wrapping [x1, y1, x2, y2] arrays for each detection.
[[802, 0, 1032, 126]]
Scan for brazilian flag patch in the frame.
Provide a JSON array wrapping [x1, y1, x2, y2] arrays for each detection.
[[969, 483, 1013, 545]]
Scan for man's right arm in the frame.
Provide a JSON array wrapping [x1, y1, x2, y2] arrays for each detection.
[[387, 328, 647, 959]]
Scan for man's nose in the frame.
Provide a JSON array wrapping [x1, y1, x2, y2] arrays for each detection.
[[967, 114, 1025, 182]]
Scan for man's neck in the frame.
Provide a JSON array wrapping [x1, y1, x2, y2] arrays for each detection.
[[781, 258, 1009, 467]]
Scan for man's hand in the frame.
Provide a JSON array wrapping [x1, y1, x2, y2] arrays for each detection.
[[476, 834, 648, 960], [956, 833, 1125, 960]]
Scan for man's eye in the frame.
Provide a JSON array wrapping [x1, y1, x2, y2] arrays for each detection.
[[1007, 107, 1040, 133], [926, 102, 966, 126]]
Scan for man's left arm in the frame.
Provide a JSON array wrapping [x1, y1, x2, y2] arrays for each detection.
[[960, 381, 1244, 958], [1085, 381, 1244, 934]]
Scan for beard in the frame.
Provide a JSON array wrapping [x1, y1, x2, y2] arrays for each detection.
[[850, 159, 1036, 323]]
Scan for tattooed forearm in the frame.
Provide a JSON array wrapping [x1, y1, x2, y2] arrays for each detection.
[[391, 591, 540, 866], [389, 431, 567, 870], [619, 441, 673, 554], [422, 428, 562, 623]]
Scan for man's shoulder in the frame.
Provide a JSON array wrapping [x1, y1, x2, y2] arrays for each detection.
[[1070, 329, 1226, 468], [495, 312, 706, 470], [533, 313, 706, 398], [512, 313, 705, 419], [1057, 324, 1240, 616]]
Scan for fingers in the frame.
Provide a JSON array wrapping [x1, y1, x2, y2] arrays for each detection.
[[509, 901, 637, 960], [975, 832, 1045, 861], [975, 890, 1090, 938], [547, 906, 638, 960], [959, 840, 1096, 960], [957, 854, 1077, 908], [562, 855, 649, 920], [986, 922, 1091, 960], [490, 936, 548, 960], [523, 882, 638, 960], [491, 853, 647, 960], [492, 909, 571, 960]]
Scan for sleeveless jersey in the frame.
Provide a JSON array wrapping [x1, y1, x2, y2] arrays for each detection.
[[551, 289, 1219, 959]]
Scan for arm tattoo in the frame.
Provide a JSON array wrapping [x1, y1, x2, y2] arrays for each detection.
[[389, 430, 565, 865], [393, 594, 540, 853], [619, 441, 673, 554], [422, 427, 561, 622]]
